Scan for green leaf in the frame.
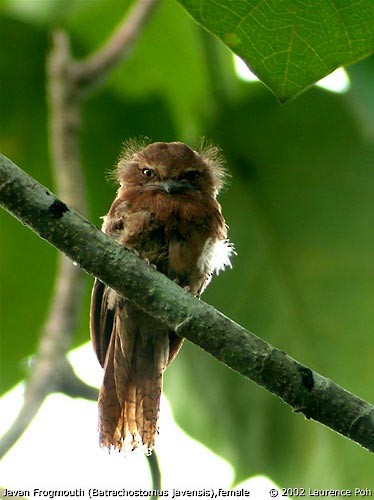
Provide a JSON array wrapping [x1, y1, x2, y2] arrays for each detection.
[[177, 0, 374, 101]]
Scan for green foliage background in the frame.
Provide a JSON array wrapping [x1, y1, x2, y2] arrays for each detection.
[[1, 0, 374, 490]]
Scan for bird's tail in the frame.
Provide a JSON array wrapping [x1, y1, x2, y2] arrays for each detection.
[[97, 315, 167, 454]]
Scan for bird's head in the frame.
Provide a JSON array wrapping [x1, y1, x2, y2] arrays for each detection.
[[116, 141, 227, 199]]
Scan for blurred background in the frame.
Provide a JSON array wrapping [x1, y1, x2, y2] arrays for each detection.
[[1, 0, 374, 491]]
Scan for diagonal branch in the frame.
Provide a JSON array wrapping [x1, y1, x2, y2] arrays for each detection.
[[71, 0, 160, 93], [0, 0, 159, 461], [1, 154, 373, 453]]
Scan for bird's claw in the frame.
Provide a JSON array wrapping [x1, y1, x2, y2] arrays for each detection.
[[143, 257, 157, 270], [172, 278, 191, 293]]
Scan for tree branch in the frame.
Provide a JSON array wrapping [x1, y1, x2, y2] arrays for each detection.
[[0, 0, 159, 462], [147, 453, 161, 494], [71, 0, 160, 93], [1, 154, 373, 453], [0, 355, 97, 458], [0, 27, 89, 462]]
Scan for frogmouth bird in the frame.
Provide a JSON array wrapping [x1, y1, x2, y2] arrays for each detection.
[[90, 141, 233, 454]]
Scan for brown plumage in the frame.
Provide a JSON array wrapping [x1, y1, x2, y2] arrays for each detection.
[[90, 141, 233, 454]]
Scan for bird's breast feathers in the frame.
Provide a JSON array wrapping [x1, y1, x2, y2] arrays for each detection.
[[102, 196, 232, 293]]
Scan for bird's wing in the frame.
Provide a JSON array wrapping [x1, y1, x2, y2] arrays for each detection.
[[90, 278, 116, 368], [90, 196, 129, 368]]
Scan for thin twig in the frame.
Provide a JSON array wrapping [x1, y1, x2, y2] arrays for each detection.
[[1, 155, 373, 453], [147, 452, 161, 493], [72, 0, 159, 94], [0, 358, 97, 458], [58, 361, 99, 402]]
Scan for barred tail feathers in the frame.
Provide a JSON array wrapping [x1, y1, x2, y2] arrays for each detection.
[[98, 371, 163, 453], [98, 311, 167, 454]]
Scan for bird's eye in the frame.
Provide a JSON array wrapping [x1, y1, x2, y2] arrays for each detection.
[[183, 170, 200, 182], [142, 168, 154, 178]]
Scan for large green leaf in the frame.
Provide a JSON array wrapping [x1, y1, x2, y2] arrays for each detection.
[[177, 0, 374, 101]]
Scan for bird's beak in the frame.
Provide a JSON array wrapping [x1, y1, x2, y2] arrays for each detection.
[[152, 180, 193, 194]]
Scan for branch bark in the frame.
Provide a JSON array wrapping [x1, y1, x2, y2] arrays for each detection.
[[0, 0, 159, 461], [1, 153, 373, 453]]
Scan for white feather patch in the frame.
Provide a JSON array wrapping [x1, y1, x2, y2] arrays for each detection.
[[198, 238, 234, 276]]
